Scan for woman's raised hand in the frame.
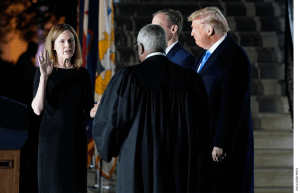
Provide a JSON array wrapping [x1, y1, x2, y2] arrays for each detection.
[[38, 49, 53, 77]]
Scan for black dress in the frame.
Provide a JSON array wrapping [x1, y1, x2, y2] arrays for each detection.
[[33, 67, 94, 193]]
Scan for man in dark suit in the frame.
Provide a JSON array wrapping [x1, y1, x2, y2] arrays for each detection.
[[152, 9, 195, 69], [188, 7, 254, 193], [92, 24, 210, 192]]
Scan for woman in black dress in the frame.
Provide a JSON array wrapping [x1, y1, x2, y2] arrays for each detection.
[[32, 24, 98, 192]]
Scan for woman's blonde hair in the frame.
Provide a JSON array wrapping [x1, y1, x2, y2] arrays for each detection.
[[188, 7, 230, 35], [44, 23, 82, 68]]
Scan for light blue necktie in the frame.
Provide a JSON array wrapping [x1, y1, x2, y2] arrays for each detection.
[[198, 50, 211, 73]]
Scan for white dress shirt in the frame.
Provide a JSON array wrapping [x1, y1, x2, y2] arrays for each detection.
[[145, 52, 166, 60]]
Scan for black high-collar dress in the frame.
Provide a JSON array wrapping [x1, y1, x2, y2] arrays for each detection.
[[33, 67, 94, 192]]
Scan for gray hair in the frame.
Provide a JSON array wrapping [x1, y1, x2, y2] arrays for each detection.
[[137, 24, 167, 53], [188, 7, 230, 35], [153, 9, 183, 37]]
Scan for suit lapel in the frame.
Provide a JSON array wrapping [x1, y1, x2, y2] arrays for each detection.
[[166, 42, 181, 60], [198, 50, 219, 76], [198, 34, 232, 76], [193, 51, 205, 71]]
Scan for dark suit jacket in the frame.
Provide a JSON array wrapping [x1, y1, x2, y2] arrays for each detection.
[[193, 34, 254, 193], [167, 42, 195, 69]]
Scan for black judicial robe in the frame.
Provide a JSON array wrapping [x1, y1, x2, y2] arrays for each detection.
[[93, 55, 211, 193]]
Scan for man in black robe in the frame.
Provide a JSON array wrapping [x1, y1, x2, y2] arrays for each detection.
[[93, 24, 210, 192]]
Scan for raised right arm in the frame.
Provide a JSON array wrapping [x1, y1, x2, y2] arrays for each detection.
[[31, 49, 53, 115], [31, 75, 48, 115]]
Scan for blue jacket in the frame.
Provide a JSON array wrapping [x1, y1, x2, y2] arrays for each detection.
[[166, 42, 195, 70]]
